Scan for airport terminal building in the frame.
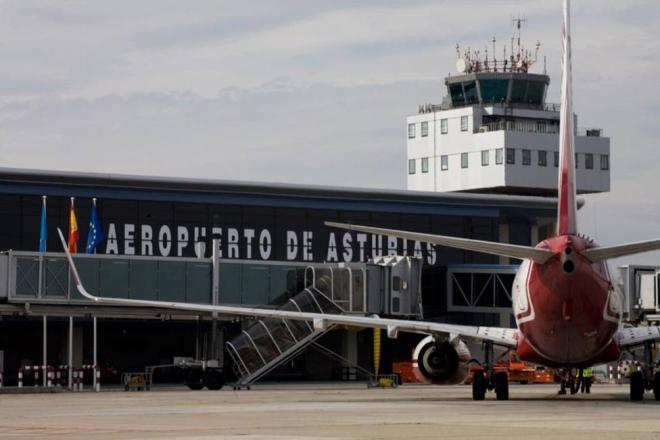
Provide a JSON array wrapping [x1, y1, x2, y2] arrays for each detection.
[[0, 167, 560, 385]]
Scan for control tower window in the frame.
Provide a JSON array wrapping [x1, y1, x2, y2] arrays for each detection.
[[522, 149, 531, 165], [506, 148, 516, 164], [526, 81, 545, 105], [554, 151, 559, 167], [408, 159, 416, 174], [479, 79, 508, 103], [408, 123, 416, 139], [600, 154, 609, 170], [421, 157, 429, 173], [495, 148, 503, 164], [538, 150, 547, 167], [441, 119, 448, 134], [449, 83, 464, 106], [510, 80, 527, 103], [481, 150, 489, 166], [463, 81, 478, 104], [441, 155, 448, 171], [461, 153, 469, 169], [585, 153, 594, 170], [421, 121, 429, 137], [461, 116, 469, 132]]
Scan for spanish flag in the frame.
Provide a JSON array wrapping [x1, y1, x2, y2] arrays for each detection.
[[68, 197, 79, 253]]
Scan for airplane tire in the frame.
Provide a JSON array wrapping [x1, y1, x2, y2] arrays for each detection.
[[204, 370, 224, 391], [494, 371, 509, 401], [653, 372, 660, 401], [472, 371, 486, 401], [630, 371, 645, 401]]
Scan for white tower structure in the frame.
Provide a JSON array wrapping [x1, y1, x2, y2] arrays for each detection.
[[406, 24, 609, 196]]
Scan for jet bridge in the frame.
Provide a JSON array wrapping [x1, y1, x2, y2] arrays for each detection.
[[0, 249, 423, 387]]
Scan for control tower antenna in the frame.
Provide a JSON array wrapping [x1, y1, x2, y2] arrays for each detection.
[[492, 36, 497, 71], [512, 15, 527, 59]]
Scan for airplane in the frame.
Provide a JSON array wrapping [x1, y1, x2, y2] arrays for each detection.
[[56, 0, 660, 401]]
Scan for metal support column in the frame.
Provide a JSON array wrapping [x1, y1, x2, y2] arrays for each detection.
[[195, 316, 201, 360], [211, 236, 220, 360], [93, 316, 98, 391], [68, 316, 73, 389], [42, 315, 47, 387]]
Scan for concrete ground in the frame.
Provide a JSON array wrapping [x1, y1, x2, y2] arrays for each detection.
[[0, 383, 658, 439]]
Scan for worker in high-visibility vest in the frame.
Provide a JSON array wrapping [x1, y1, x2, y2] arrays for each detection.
[[581, 367, 593, 394]]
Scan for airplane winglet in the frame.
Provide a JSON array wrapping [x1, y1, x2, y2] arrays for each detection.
[[56, 227, 99, 302]]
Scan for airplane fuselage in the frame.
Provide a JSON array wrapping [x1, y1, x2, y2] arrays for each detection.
[[512, 234, 623, 367]]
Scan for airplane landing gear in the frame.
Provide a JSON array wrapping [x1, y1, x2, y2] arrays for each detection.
[[558, 369, 579, 395], [472, 370, 486, 400], [630, 371, 645, 401], [653, 371, 660, 401], [472, 341, 509, 401], [494, 371, 509, 400], [627, 341, 658, 401]]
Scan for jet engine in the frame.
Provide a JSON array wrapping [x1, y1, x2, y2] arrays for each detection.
[[412, 335, 471, 385]]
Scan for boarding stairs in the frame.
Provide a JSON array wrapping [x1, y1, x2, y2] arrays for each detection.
[[226, 267, 363, 388]]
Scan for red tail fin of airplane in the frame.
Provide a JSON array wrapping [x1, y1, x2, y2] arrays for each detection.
[[557, 0, 577, 236]]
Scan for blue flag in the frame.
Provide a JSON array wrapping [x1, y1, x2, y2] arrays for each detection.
[[38, 196, 47, 252], [85, 199, 104, 254]]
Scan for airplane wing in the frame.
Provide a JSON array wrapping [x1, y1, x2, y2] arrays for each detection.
[[57, 229, 518, 348], [616, 325, 660, 349], [324, 222, 555, 264], [583, 239, 660, 262]]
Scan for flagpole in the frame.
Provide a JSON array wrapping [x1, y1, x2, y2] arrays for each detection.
[[70, 197, 73, 252], [69, 197, 78, 254], [40, 195, 47, 252], [92, 198, 97, 255]]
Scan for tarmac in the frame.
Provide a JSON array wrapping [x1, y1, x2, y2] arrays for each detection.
[[0, 383, 659, 439]]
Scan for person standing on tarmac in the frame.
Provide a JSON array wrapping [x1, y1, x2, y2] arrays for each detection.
[[581, 367, 593, 394]]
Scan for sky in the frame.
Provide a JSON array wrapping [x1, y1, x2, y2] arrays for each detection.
[[0, 0, 659, 268]]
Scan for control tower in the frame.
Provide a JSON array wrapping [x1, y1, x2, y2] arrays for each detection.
[[406, 21, 610, 196]]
